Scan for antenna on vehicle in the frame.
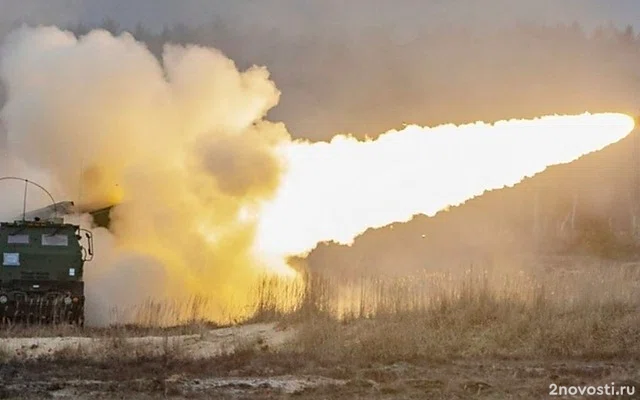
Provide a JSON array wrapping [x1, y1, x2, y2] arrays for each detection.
[[0, 177, 58, 220], [22, 179, 28, 221]]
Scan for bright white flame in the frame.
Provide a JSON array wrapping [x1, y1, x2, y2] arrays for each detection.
[[256, 112, 635, 257]]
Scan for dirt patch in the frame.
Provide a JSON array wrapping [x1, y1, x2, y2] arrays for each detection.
[[0, 322, 296, 361], [178, 375, 346, 395]]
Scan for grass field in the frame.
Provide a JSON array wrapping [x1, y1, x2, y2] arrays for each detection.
[[0, 257, 639, 398]]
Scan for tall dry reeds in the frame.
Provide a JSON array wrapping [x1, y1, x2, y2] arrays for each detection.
[[2, 258, 639, 364]]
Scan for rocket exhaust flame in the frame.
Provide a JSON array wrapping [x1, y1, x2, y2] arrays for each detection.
[[257, 113, 635, 257], [0, 25, 635, 325]]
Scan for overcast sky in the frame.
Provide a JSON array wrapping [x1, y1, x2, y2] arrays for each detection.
[[1, 0, 640, 35], [2, 0, 640, 140]]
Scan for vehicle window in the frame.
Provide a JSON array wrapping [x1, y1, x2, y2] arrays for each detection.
[[42, 234, 69, 247], [2, 252, 20, 266], [7, 234, 29, 244]]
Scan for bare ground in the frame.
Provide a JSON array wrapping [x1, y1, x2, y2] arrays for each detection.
[[0, 357, 637, 399], [0, 323, 638, 399], [1, 261, 639, 399], [0, 323, 296, 360]]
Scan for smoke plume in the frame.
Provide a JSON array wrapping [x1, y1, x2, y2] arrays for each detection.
[[0, 25, 634, 326], [256, 114, 635, 257], [0, 25, 292, 325]]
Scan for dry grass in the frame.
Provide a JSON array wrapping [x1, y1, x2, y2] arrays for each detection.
[[288, 261, 640, 364], [288, 265, 640, 364], [0, 343, 9, 362], [296, 290, 640, 365], [1, 258, 639, 367], [41, 333, 187, 364], [106, 294, 224, 328], [0, 317, 220, 338], [1, 262, 638, 399]]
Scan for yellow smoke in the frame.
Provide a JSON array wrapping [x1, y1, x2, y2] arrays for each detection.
[[0, 25, 635, 325], [0, 26, 295, 324], [257, 113, 635, 257]]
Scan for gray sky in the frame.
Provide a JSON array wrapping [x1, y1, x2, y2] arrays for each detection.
[[1, 0, 640, 34], [2, 0, 640, 140]]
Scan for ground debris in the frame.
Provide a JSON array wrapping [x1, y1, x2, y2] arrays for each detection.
[[178, 375, 347, 395]]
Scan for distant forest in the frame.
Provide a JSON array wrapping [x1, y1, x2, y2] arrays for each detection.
[[2, 19, 640, 140]]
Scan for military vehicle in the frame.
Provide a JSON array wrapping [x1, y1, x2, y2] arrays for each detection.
[[0, 178, 94, 325]]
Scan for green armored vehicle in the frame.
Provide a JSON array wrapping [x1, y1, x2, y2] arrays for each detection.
[[0, 217, 93, 325], [0, 178, 94, 325]]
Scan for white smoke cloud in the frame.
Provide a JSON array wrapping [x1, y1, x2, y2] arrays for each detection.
[[256, 114, 635, 257], [0, 24, 634, 327], [0, 25, 292, 325]]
